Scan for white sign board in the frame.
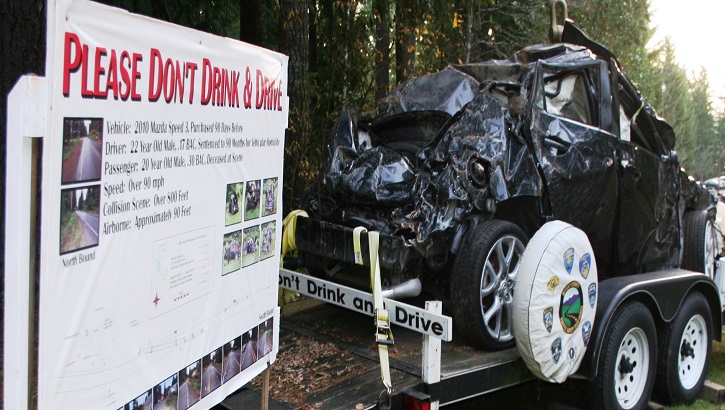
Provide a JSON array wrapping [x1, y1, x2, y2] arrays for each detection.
[[279, 269, 453, 341], [29, 1, 287, 408]]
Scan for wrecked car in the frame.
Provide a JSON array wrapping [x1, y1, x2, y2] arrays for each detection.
[[289, 21, 718, 350]]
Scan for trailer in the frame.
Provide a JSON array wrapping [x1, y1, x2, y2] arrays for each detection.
[[215, 261, 724, 410]]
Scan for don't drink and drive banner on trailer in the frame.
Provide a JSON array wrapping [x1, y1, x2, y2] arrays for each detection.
[[31, 1, 287, 408]]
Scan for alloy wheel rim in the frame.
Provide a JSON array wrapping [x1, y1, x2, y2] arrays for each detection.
[[704, 220, 717, 280], [479, 235, 525, 342]]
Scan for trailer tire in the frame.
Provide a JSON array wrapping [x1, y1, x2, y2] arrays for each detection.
[[451, 219, 527, 350], [654, 291, 712, 405], [590, 302, 656, 410], [513, 221, 598, 383], [682, 210, 719, 279]]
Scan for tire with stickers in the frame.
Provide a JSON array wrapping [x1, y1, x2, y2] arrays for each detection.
[[450, 219, 527, 350], [513, 221, 598, 383], [590, 301, 657, 410], [654, 291, 712, 405], [681, 210, 719, 280]]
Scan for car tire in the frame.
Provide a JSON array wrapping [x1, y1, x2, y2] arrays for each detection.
[[451, 219, 527, 350], [654, 291, 712, 405], [589, 301, 657, 410], [682, 210, 719, 279]]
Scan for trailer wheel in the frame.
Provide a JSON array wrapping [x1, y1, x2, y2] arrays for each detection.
[[682, 210, 719, 279], [590, 302, 656, 410], [451, 219, 527, 350], [654, 292, 712, 405]]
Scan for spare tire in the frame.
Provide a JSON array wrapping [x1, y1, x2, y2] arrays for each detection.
[[513, 221, 598, 383]]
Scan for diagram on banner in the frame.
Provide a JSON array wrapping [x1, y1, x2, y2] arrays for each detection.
[[151, 227, 214, 317], [52, 289, 276, 393]]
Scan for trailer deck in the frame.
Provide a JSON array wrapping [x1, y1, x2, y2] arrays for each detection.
[[220, 295, 533, 409]]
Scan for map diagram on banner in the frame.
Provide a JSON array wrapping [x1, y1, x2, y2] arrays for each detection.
[[151, 227, 214, 317]]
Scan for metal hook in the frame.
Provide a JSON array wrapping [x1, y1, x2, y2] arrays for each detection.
[[549, 0, 568, 43], [378, 388, 392, 410]]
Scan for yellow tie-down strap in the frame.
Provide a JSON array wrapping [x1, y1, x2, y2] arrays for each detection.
[[280, 210, 308, 264], [279, 210, 308, 305], [353, 227, 393, 395]]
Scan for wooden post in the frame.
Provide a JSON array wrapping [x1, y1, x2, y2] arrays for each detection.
[[4, 75, 46, 410], [422, 301, 442, 410], [261, 367, 270, 410]]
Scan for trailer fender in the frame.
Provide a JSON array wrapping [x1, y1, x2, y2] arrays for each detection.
[[579, 269, 722, 380]]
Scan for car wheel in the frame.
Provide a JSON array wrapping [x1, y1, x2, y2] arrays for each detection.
[[451, 219, 527, 350], [654, 292, 712, 405], [590, 302, 657, 410], [682, 210, 719, 279]]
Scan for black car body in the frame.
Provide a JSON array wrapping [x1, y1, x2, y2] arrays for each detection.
[[290, 21, 716, 349]]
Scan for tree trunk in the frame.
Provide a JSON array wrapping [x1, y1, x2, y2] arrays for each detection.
[[309, 0, 317, 71], [374, 0, 390, 100], [240, 0, 263, 44], [279, 0, 310, 213], [395, 0, 415, 84]]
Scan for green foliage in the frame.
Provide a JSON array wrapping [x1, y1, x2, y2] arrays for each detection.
[[644, 37, 723, 179], [568, 0, 654, 90], [689, 69, 718, 179], [313, 0, 378, 112], [415, 1, 547, 73], [95, 0, 240, 38], [716, 109, 725, 176], [657, 38, 695, 157]]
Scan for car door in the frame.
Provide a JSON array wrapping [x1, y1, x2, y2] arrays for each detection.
[[614, 73, 681, 274], [529, 60, 619, 274]]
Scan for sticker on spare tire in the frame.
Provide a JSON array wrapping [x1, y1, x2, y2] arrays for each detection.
[[559, 281, 583, 334]]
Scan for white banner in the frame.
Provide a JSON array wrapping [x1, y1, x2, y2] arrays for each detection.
[[37, 1, 287, 408]]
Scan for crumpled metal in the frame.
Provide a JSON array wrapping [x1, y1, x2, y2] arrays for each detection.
[[300, 36, 714, 278]]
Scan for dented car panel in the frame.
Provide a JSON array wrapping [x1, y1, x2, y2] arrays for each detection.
[[295, 21, 713, 295]]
